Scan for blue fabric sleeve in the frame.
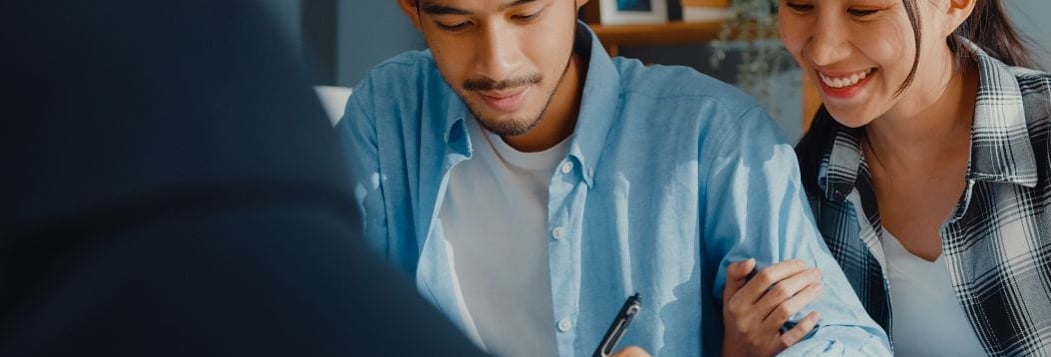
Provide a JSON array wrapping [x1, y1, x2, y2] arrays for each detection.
[[701, 107, 891, 356]]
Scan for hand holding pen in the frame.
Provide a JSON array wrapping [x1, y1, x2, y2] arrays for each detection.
[[594, 293, 651, 357]]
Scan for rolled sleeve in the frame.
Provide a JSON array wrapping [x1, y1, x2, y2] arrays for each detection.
[[703, 106, 891, 356]]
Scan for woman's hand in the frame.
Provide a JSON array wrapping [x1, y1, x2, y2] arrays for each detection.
[[721, 259, 823, 357]]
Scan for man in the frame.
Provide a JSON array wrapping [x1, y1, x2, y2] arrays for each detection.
[[339, 0, 890, 355], [2, 0, 486, 355]]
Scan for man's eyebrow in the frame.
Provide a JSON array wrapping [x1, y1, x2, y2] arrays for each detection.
[[420, 2, 469, 15], [420, 0, 539, 15], [500, 0, 539, 10]]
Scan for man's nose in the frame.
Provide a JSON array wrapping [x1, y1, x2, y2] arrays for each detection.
[[474, 21, 522, 82]]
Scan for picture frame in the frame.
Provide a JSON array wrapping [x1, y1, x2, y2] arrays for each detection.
[[587, 0, 668, 25]]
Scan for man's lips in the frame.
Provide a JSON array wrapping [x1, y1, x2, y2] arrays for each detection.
[[477, 87, 529, 112]]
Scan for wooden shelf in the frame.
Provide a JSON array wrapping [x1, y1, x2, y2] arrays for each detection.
[[590, 20, 724, 56], [802, 74, 821, 133], [588, 20, 821, 133]]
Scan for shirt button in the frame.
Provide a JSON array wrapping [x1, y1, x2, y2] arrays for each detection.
[[560, 162, 573, 174], [552, 226, 566, 240], [557, 318, 572, 332]]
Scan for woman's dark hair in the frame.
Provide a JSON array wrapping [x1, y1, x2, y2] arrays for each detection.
[[949, 0, 1038, 69], [796, 0, 1038, 196]]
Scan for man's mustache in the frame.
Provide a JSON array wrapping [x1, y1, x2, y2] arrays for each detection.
[[463, 73, 543, 91]]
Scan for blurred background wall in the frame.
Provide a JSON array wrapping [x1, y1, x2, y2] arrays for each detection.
[[261, 0, 1051, 142], [260, 0, 424, 89]]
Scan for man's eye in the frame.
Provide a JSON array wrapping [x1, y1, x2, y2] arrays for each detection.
[[436, 22, 469, 32], [512, 10, 542, 21], [785, 2, 813, 12]]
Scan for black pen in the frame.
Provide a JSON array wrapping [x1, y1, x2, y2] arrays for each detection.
[[594, 293, 642, 357]]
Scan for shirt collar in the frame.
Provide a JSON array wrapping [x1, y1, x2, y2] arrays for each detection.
[[566, 20, 621, 187], [443, 84, 472, 159], [821, 114, 865, 202], [818, 39, 1038, 201], [966, 40, 1038, 187], [441, 21, 620, 187]]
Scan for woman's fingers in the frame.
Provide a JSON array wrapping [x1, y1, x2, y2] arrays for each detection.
[[723, 258, 757, 302], [754, 267, 822, 314], [721, 260, 825, 357], [762, 282, 823, 329], [778, 310, 822, 348], [735, 259, 810, 305]]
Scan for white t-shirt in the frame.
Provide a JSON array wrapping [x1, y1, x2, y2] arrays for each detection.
[[881, 229, 987, 356], [439, 118, 569, 357]]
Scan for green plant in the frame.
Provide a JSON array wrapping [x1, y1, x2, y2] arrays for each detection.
[[709, 0, 794, 117]]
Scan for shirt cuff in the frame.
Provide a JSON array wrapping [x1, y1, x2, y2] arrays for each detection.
[[777, 325, 892, 356]]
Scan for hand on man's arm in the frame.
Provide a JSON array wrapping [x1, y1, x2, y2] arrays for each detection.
[[722, 259, 823, 357], [702, 106, 891, 356]]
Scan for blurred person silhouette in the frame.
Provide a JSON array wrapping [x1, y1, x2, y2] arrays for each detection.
[[0, 0, 486, 355]]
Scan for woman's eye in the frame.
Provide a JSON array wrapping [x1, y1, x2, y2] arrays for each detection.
[[848, 8, 879, 16]]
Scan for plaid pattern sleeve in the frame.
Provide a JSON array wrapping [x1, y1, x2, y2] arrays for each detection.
[[804, 43, 1051, 356]]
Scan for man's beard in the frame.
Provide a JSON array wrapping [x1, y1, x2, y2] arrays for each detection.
[[461, 72, 546, 136], [461, 27, 578, 137]]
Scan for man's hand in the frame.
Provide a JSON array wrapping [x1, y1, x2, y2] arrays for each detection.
[[721, 259, 823, 357], [612, 346, 651, 357]]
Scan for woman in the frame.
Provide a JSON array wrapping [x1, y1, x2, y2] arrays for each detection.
[[722, 0, 1050, 355], [763, 0, 1047, 355]]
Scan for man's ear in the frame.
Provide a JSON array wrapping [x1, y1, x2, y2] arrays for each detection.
[[576, 0, 590, 11], [944, 0, 976, 36], [398, 0, 423, 31]]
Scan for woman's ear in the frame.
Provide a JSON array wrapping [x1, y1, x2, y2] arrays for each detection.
[[397, 0, 424, 31], [944, 0, 977, 36]]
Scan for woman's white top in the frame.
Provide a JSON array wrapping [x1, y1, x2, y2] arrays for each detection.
[[882, 229, 987, 356]]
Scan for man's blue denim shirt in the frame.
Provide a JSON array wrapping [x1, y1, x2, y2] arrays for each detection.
[[338, 21, 890, 356]]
